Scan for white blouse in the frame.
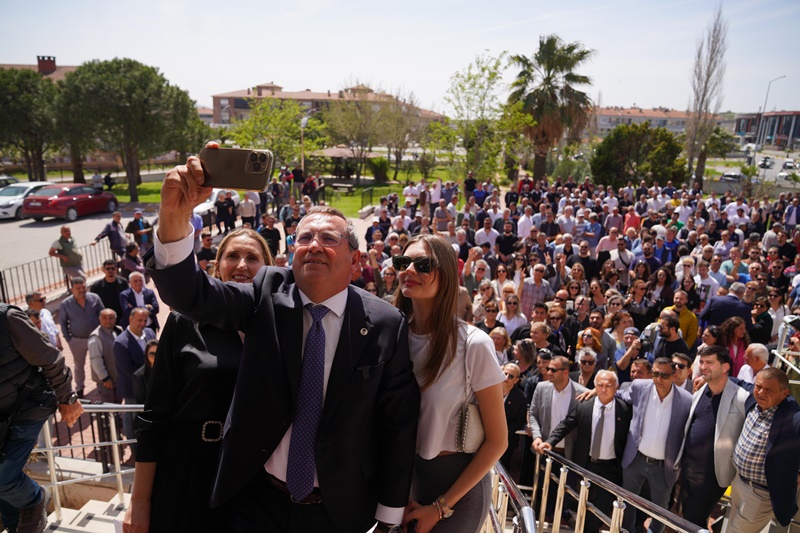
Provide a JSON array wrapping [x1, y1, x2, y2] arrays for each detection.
[[409, 322, 505, 459]]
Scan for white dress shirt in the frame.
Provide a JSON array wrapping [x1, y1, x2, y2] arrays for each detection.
[[550, 382, 574, 448], [637, 386, 673, 460], [592, 398, 617, 460]]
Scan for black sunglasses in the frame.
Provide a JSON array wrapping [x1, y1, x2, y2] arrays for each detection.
[[392, 255, 433, 273], [672, 363, 688, 370]]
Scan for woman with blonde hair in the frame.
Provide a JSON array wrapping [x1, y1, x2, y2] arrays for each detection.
[[500, 292, 527, 336], [472, 279, 499, 324], [489, 327, 512, 366], [395, 234, 506, 533], [126, 228, 273, 532]]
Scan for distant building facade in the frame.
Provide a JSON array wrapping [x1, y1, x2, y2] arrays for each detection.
[[591, 106, 724, 138], [211, 82, 444, 126], [735, 111, 800, 149]]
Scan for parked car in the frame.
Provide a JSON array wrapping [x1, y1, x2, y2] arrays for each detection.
[[193, 188, 241, 221], [776, 172, 800, 187], [0, 181, 51, 219], [0, 175, 19, 188], [784, 159, 796, 170], [22, 184, 118, 222], [720, 171, 743, 182], [759, 157, 774, 169]]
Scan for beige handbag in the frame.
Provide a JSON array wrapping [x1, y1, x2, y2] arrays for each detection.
[[455, 328, 484, 453]]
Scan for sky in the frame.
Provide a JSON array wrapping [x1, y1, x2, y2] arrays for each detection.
[[2, 0, 798, 116]]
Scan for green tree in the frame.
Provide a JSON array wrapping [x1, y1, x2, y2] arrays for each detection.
[[382, 93, 424, 181], [509, 35, 595, 183], [445, 52, 507, 181], [590, 122, 686, 190], [323, 85, 388, 181], [0, 69, 57, 181], [55, 71, 100, 183], [229, 97, 322, 171], [420, 119, 460, 180], [67, 58, 196, 201]]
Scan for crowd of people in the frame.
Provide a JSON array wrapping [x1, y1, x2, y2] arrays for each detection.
[[4, 153, 800, 533]]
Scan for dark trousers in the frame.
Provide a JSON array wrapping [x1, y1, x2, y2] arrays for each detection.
[[585, 460, 622, 533], [0, 418, 47, 529], [233, 469, 336, 533], [680, 471, 726, 529]]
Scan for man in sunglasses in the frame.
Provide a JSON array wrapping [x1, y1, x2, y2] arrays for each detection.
[[616, 357, 692, 533], [150, 152, 419, 533], [671, 353, 694, 393]]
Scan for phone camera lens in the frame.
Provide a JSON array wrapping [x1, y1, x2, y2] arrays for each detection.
[[253, 162, 261, 171], [259, 153, 267, 163], [250, 153, 257, 162]]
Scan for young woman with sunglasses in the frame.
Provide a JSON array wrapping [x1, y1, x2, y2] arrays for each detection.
[[506, 253, 528, 290], [394, 234, 506, 533], [491, 264, 511, 296], [749, 296, 773, 345], [767, 288, 791, 343], [475, 301, 504, 336], [568, 262, 590, 295], [472, 280, 499, 324], [624, 280, 655, 332], [500, 293, 527, 337]]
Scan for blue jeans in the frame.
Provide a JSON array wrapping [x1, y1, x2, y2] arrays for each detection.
[[0, 418, 47, 529]]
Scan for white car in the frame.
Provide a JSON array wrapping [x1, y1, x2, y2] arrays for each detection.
[[784, 159, 796, 170], [0, 181, 51, 219], [193, 188, 241, 219]]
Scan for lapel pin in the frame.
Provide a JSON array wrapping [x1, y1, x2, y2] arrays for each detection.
[[360, 328, 368, 336]]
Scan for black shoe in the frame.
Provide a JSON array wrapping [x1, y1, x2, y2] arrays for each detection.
[[16, 488, 50, 533], [76, 389, 84, 399]]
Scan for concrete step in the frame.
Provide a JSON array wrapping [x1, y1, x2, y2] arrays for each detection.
[[46, 495, 129, 532]]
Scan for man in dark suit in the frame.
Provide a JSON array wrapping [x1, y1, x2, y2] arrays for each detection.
[[500, 363, 527, 471], [728, 368, 800, 531], [538, 370, 632, 533], [147, 152, 419, 533], [118, 271, 159, 332], [617, 358, 692, 533], [113, 307, 156, 449], [698, 282, 753, 329]]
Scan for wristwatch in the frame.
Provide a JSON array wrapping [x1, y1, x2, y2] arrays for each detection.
[[60, 392, 79, 405]]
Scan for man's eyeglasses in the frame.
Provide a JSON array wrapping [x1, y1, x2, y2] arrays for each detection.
[[484, 307, 498, 313], [392, 255, 433, 273], [295, 230, 347, 248], [546, 367, 566, 373], [651, 371, 674, 379], [672, 363, 688, 370]]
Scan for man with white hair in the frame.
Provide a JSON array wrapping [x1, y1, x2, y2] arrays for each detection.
[[557, 206, 576, 236], [517, 205, 534, 238], [119, 271, 160, 332], [737, 343, 770, 383]]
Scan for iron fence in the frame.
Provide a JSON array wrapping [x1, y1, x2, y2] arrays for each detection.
[[0, 238, 114, 305]]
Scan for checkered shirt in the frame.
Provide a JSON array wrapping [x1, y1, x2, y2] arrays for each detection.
[[733, 405, 777, 486], [519, 278, 554, 319]]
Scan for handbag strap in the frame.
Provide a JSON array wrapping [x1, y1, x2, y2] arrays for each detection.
[[463, 326, 476, 404]]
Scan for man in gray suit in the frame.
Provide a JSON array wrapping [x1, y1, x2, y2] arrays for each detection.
[[617, 357, 692, 533], [675, 345, 749, 528], [529, 356, 589, 458], [529, 355, 588, 522]]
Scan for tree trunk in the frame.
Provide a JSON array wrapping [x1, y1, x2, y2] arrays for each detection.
[[393, 149, 401, 181], [123, 145, 140, 202], [695, 148, 708, 189], [70, 143, 86, 183], [532, 152, 547, 183]]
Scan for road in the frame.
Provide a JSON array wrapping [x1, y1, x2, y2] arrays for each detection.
[[0, 206, 160, 271]]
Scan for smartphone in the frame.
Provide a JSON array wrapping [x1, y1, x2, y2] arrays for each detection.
[[198, 147, 274, 191]]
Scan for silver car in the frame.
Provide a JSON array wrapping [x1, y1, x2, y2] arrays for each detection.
[[0, 181, 51, 219]]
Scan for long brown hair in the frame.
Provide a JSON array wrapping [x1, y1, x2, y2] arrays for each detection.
[[394, 234, 459, 389]]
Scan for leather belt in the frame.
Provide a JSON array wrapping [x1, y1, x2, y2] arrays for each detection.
[[266, 473, 323, 504], [638, 451, 664, 465], [590, 458, 616, 464], [739, 474, 769, 492]]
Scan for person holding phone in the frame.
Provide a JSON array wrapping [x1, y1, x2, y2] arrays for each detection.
[[145, 145, 419, 533]]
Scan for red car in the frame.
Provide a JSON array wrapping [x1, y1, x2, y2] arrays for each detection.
[[22, 184, 118, 222]]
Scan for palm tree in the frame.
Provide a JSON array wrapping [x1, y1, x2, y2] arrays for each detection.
[[509, 35, 595, 182]]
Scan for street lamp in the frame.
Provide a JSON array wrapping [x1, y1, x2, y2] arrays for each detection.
[[757, 75, 786, 149]]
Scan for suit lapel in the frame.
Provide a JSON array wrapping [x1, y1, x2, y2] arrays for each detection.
[[273, 283, 304, 403], [321, 288, 371, 425], [542, 384, 553, 435], [716, 381, 734, 442]]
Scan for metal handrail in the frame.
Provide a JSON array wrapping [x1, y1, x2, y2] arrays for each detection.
[[0, 238, 114, 304], [34, 401, 143, 523], [492, 461, 536, 532], [532, 450, 710, 533]]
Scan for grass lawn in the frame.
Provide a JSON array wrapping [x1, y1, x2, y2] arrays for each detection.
[[112, 183, 164, 204], [323, 184, 406, 218]]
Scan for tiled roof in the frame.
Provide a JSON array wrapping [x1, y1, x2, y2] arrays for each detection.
[[0, 63, 78, 83]]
